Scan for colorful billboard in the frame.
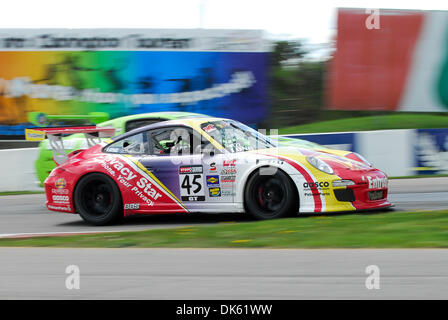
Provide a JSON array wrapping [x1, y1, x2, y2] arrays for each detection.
[[327, 8, 448, 112], [0, 29, 269, 129]]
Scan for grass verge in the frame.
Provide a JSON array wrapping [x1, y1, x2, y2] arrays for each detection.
[[0, 191, 44, 196], [1, 209, 448, 248], [278, 114, 448, 134]]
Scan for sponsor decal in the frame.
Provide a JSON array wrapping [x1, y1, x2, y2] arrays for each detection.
[[179, 165, 203, 174], [304, 192, 330, 197], [52, 195, 69, 203], [124, 203, 140, 210], [206, 175, 220, 187], [48, 204, 71, 211], [183, 195, 206, 201], [221, 175, 236, 183], [180, 165, 205, 201], [223, 159, 236, 166], [203, 124, 217, 133], [209, 162, 217, 172], [367, 176, 388, 189], [303, 181, 330, 189], [221, 168, 237, 175], [303, 180, 331, 198], [132, 178, 163, 203], [102, 156, 163, 206], [55, 178, 66, 189], [52, 188, 69, 194], [209, 187, 221, 197], [221, 189, 235, 197], [25, 128, 46, 141], [104, 157, 137, 180]]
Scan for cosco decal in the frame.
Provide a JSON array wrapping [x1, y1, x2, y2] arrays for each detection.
[[303, 181, 330, 188]]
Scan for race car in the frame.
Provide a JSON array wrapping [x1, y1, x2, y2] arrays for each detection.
[[30, 111, 370, 187], [30, 111, 364, 186], [26, 117, 391, 225]]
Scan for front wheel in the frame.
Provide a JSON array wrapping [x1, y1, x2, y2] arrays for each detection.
[[74, 173, 123, 225], [244, 168, 298, 220]]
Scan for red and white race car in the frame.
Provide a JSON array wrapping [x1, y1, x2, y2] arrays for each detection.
[[26, 117, 391, 225]]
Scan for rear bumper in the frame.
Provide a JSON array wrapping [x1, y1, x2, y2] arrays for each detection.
[[44, 170, 77, 213]]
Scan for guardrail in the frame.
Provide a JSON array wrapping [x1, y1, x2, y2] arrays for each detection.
[[0, 148, 41, 192], [0, 128, 446, 192], [0, 140, 40, 149]]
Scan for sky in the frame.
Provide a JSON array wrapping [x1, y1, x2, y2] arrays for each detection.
[[1, 0, 448, 44]]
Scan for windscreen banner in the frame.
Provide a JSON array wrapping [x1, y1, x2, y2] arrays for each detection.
[[327, 8, 448, 112], [0, 29, 269, 128]]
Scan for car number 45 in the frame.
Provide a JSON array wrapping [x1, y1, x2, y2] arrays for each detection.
[[180, 174, 205, 201]]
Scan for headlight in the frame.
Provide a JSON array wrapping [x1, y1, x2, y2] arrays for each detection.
[[332, 180, 355, 187], [306, 156, 334, 174]]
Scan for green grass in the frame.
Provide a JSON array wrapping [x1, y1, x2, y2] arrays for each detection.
[[278, 114, 448, 134], [1, 210, 448, 248], [0, 191, 44, 196]]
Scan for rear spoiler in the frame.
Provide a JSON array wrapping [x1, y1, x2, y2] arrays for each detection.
[[25, 126, 115, 165], [28, 112, 109, 127]]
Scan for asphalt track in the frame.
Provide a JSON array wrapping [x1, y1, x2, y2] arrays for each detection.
[[0, 177, 448, 299], [0, 177, 447, 237], [0, 248, 447, 299]]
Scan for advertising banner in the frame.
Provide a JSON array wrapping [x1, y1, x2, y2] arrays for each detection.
[[415, 129, 448, 174], [327, 8, 448, 112], [0, 29, 269, 129]]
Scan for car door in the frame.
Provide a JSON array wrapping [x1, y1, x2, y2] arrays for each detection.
[[138, 125, 235, 212], [103, 130, 185, 212]]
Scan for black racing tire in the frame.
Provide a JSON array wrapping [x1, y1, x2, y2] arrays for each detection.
[[74, 173, 123, 226], [244, 168, 298, 220]]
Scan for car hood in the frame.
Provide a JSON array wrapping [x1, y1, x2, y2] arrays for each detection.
[[250, 147, 375, 176], [276, 136, 351, 158]]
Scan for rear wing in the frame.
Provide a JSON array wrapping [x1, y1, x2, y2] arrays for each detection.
[[28, 112, 109, 127], [25, 126, 116, 165]]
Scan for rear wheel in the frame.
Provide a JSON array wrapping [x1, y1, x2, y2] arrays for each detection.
[[74, 173, 123, 225], [244, 168, 298, 220]]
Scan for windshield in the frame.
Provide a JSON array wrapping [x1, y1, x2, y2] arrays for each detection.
[[200, 120, 277, 153]]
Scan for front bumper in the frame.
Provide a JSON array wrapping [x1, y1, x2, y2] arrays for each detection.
[[332, 171, 391, 211]]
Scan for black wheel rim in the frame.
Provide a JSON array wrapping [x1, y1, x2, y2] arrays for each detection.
[[80, 180, 114, 217], [251, 175, 286, 216]]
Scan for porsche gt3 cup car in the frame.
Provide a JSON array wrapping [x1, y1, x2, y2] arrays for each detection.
[[26, 117, 391, 225], [30, 111, 367, 186]]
